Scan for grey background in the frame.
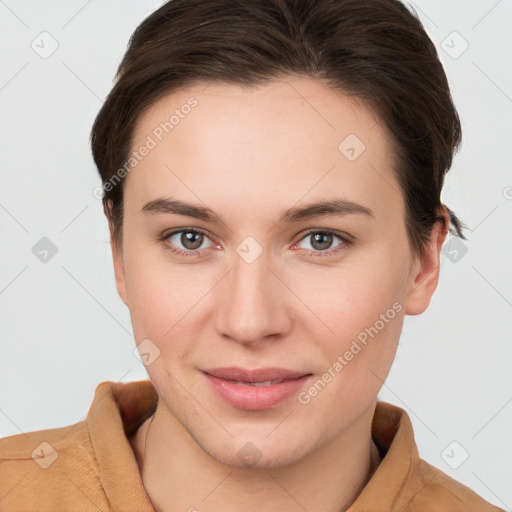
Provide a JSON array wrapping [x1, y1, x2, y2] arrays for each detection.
[[1, 0, 511, 509]]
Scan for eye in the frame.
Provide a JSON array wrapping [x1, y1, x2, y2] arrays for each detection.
[[159, 227, 352, 259], [294, 229, 352, 257], [161, 228, 217, 257]]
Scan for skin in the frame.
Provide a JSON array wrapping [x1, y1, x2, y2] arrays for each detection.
[[109, 76, 448, 512]]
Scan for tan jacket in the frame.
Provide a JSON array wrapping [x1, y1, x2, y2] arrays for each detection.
[[0, 380, 503, 511]]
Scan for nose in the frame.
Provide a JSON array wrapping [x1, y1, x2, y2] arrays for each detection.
[[214, 250, 294, 347]]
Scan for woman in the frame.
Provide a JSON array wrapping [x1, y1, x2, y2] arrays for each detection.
[[0, 0, 503, 510]]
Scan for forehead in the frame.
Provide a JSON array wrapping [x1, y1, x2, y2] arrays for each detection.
[[126, 77, 402, 222], [134, 78, 387, 155]]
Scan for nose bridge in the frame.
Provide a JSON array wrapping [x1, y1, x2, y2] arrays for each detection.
[[216, 246, 290, 344]]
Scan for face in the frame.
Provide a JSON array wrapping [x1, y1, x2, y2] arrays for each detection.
[[111, 77, 445, 468]]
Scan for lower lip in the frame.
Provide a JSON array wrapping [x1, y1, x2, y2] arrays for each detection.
[[203, 373, 312, 411]]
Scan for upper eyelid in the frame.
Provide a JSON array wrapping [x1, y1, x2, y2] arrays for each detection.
[[299, 227, 352, 241]]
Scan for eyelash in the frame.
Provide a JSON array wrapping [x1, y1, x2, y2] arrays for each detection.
[[159, 227, 352, 259]]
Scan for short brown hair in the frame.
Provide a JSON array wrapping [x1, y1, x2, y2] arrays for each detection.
[[91, 0, 465, 255]]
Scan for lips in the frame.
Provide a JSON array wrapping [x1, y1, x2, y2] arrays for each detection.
[[202, 367, 313, 410], [202, 367, 309, 383]]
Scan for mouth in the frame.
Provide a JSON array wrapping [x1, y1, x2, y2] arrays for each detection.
[[226, 379, 289, 386], [201, 367, 313, 410]]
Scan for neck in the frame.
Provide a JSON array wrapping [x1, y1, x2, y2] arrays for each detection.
[[131, 401, 380, 512]]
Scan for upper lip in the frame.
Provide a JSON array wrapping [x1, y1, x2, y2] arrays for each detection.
[[202, 367, 311, 383]]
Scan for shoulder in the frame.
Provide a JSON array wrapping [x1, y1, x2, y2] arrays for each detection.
[[0, 413, 107, 511], [363, 402, 504, 512], [0, 380, 156, 512], [403, 458, 505, 512]]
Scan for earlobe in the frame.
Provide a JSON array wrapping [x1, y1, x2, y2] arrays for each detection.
[[405, 211, 450, 316]]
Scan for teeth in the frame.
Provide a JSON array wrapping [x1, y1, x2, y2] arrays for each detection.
[[235, 379, 284, 386]]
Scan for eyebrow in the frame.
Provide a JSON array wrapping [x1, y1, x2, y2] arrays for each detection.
[[141, 197, 374, 224]]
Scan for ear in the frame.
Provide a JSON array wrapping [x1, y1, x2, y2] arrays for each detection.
[[405, 208, 449, 315], [104, 200, 129, 306]]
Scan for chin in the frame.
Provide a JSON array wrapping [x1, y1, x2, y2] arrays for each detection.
[[200, 436, 313, 470]]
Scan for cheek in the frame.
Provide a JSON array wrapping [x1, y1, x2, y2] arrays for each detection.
[[122, 240, 192, 342], [293, 267, 406, 418], [290, 247, 409, 387], [293, 250, 409, 333]]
